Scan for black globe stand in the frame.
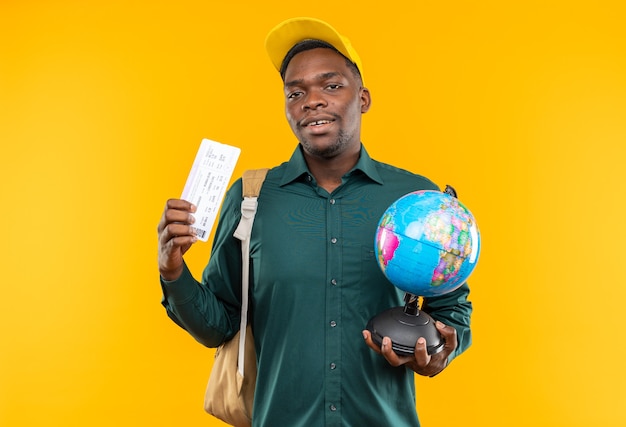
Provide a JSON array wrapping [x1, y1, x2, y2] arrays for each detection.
[[366, 293, 445, 356]]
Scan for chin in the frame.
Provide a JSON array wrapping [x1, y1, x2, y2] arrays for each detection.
[[302, 140, 344, 158], [301, 130, 353, 156]]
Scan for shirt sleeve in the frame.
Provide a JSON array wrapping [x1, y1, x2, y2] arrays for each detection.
[[421, 282, 473, 362], [160, 179, 244, 348]]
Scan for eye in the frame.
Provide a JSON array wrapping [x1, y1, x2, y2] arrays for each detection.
[[287, 90, 303, 100], [326, 83, 342, 90]]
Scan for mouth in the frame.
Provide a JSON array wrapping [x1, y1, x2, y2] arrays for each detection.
[[305, 119, 333, 127], [301, 116, 336, 128]]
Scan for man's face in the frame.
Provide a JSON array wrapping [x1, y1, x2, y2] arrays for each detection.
[[282, 48, 371, 160]]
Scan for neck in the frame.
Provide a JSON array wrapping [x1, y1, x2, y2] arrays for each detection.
[[304, 147, 360, 193]]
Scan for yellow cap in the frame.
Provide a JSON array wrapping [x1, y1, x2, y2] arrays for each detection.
[[265, 17, 363, 81]]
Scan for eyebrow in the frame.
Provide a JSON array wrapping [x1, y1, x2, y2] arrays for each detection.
[[284, 72, 342, 88]]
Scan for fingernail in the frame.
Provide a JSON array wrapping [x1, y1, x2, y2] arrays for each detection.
[[436, 321, 445, 329], [190, 204, 197, 212], [362, 331, 367, 340], [417, 337, 426, 345], [382, 337, 390, 347]]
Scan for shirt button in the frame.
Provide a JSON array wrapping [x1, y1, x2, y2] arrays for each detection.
[[330, 363, 337, 370], [307, 175, 312, 182], [330, 278, 337, 286], [331, 237, 337, 244], [330, 321, 337, 327], [329, 404, 337, 412], [329, 198, 336, 204]]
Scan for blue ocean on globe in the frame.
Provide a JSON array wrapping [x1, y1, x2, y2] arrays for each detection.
[[375, 190, 480, 297]]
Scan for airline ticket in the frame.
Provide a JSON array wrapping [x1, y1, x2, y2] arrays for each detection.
[[181, 138, 241, 241]]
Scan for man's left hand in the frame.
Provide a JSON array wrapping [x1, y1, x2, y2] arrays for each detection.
[[362, 321, 457, 377]]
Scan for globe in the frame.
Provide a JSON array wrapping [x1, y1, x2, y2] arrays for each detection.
[[375, 190, 480, 297]]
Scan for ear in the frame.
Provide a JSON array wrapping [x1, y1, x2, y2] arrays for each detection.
[[360, 87, 372, 113]]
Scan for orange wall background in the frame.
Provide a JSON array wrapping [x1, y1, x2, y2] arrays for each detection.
[[1, 1, 625, 426]]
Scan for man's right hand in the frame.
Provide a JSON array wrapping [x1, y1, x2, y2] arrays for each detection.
[[157, 199, 198, 281]]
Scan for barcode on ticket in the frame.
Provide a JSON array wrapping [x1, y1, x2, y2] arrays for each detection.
[[191, 228, 207, 240]]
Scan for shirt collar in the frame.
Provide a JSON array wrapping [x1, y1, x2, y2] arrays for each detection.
[[279, 144, 384, 187]]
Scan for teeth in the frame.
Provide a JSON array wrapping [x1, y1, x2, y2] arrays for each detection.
[[309, 120, 331, 126]]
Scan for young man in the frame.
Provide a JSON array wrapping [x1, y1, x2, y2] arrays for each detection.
[[158, 17, 472, 426]]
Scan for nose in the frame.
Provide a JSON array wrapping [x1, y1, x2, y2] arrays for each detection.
[[302, 90, 327, 111]]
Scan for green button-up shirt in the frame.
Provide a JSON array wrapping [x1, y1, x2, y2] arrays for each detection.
[[161, 145, 472, 427]]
